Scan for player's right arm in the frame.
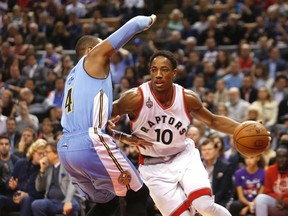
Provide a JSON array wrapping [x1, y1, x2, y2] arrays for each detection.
[[85, 15, 156, 78]]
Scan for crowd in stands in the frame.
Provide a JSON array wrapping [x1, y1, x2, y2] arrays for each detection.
[[0, 0, 288, 215]]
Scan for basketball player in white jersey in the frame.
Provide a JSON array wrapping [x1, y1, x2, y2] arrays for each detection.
[[111, 50, 240, 216]]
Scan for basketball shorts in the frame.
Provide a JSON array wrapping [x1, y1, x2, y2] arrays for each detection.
[[139, 139, 212, 216], [57, 127, 143, 203]]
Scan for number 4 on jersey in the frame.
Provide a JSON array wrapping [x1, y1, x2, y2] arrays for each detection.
[[65, 88, 73, 113]]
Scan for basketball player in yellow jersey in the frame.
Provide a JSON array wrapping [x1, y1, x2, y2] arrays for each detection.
[[112, 50, 240, 216]]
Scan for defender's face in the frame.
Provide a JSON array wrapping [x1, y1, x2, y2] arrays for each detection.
[[150, 56, 176, 92]]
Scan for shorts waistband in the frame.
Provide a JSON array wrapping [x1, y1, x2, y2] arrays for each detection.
[[141, 153, 178, 165]]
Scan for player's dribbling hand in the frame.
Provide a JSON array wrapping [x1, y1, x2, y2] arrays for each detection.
[[121, 134, 153, 149]]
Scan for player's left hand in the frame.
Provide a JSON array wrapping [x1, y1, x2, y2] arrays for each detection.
[[63, 201, 73, 215], [106, 115, 121, 136], [121, 134, 153, 149]]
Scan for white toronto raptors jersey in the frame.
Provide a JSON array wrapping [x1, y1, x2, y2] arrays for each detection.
[[131, 82, 192, 157]]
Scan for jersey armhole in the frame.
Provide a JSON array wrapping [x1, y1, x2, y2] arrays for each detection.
[[182, 88, 192, 123]]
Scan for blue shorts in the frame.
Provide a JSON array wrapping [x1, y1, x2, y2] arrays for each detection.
[[57, 127, 143, 203]]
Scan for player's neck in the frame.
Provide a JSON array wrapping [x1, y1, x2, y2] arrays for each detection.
[[152, 86, 174, 107]]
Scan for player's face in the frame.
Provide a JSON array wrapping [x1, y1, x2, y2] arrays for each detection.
[[150, 56, 176, 93]]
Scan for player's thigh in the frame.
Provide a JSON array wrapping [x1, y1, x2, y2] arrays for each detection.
[[181, 149, 211, 197], [140, 164, 189, 216]]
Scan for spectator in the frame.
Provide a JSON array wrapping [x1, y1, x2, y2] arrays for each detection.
[[201, 138, 233, 207], [203, 61, 217, 91], [167, 8, 184, 31], [0, 42, 15, 82], [222, 13, 245, 45], [180, 0, 199, 25], [10, 33, 28, 61], [113, 76, 131, 100], [165, 30, 185, 53], [90, 9, 110, 39], [49, 107, 63, 134], [65, 0, 86, 18], [272, 74, 288, 105], [50, 21, 71, 50], [0, 139, 47, 216], [0, 105, 7, 135], [25, 22, 47, 50], [215, 50, 231, 78], [5, 63, 26, 98], [228, 155, 265, 216], [14, 128, 36, 159], [45, 77, 65, 108], [180, 18, 198, 40], [253, 63, 274, 90], [278, 96, 288, 124], [262, 46, 287, 80], [223, 60, 244, 89], [155, 19, 172, 46], [53, 54, 74, 78], [237, 43, 254, 74], [39, 43, 61, 70], [32, 141, 82, 216], [239, 0, 261, 23], [4, 117, 21, 154], [250, 86, 278, 130], [1, 89, 14, 117], [66, 12, 83, 49], [189, 74, 207, 101], [0, 135, 19, 195], [225, 87, 250, 122], [203, 90, 216, 113], [185, 51, 203, 85], [22, 54, 48, 86], [214, 79, 229, 105], [240, 75, 258, 103], [249, 17, 272, 44], [38, 118, 55, 143], [186, 125, 201, 148], [200, 15, 222, 45], [14, 100, 39, 133], [255, 144, 288, 216], [253, 36, 271, 62], [203, 37, 218, 64], [37, 13, 54, 40]]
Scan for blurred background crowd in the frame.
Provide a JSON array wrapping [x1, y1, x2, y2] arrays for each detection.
[[0, 0, 288, 216]]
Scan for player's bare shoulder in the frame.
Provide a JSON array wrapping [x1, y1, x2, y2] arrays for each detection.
[[183, 88, 203, 112]]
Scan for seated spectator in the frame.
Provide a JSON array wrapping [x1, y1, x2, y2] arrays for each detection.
[[1, 89, 14, 117], [0, 135, 19, 195], [0, 104, 7, 135], [237, 43, 254, 75], [45, 77, 65, 108], [32, 141, 82, 216], [49, 107, 63, 134], [11, 33, 28, 61], [253, 35, 271, 62], [202, 37, 218, 64], [189, 74, 207, 101], [215, 50, 231, 78], [253, 63, 274, 90], [186, 125, 201, 148], [22, 54, 48, 87], [167, 9, 184, 31], [272, 74, 288, 105], [250, 86, 278, 130], [200, 15, 222, 45], [50, 21, 71, 50], [39, 43, 61, 70], [0, 42, 14, 82], [13, 100, 39, 134], [0, 139, 47, 216], [53, 54, 74, 78], [240, 75, 258, 103], [255, 144, 288, 216], [278, 97, 288, 124], [14, 128, 37, 159], [201, 138, 233, 207], [5, 63, 26, 98], [113, 76, 131, 100], [38, 118, 55, 143], [222, 13, 245, 45], [223, 61, 244, 89], [3, 117, 21, 153], [228, 155, 265, 216], [225, 87, 250, 122], [25, 22, 47, 50], [214, 79, 229, 106], [65, 0, 86, 18], [262, 46, 287, 80]]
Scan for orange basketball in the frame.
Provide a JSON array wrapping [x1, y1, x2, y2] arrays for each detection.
[[233, 121, 270, 157]]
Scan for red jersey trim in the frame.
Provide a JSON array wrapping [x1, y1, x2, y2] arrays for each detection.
[[171, 188, 212, 216], [182, 87, 192, 122], [148, 81, 176, 110], [130, 86, 144, 130]]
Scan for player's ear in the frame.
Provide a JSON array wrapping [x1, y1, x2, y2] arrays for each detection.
[[173, 68, 177, 78]]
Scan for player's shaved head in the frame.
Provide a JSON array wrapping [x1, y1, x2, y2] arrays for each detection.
[[75, 35, 102, 60]]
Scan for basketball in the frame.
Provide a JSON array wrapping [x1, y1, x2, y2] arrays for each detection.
[[233, 121, 270, 157]]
